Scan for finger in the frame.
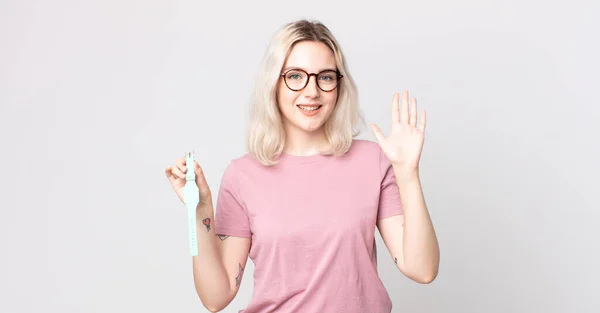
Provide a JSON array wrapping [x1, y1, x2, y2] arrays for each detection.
[[391, 93, 400, 123], [176, 158, 187, 173], [370, 124, 385, 143], [194, 161, 206, 182], [418, 109, 426, 131], [170, 166, 185, 179], [400, 90, 409, 124], [409, 98, 417, 127], [165, 166, 180, 181]]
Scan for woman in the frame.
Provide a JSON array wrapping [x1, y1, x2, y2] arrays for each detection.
[[165, 19, 439, 313]]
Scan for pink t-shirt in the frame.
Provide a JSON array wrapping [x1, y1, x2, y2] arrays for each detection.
[[214, 139, 403, 313]]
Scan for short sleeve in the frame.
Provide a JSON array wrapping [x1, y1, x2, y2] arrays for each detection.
[[213, 161, 252, 237], [377, 148, 404, 220]]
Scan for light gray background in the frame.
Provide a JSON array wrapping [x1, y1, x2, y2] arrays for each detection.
[[1, 0, 598, 312]]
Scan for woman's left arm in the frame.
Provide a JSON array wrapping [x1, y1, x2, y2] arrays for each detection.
[[371, 90, 440, 284], [376, 169, 439, 284]]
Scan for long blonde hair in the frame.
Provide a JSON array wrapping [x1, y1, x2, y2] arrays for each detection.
[[246, 19, 365, 166]]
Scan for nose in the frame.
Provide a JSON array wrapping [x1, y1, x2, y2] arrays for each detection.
[[302, 74, 320, 97]]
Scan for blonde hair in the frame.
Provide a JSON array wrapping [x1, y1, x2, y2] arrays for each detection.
[[246, 19, 365, 166]]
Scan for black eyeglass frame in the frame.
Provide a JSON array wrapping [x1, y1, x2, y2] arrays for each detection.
[[280, 68, 344, 92]]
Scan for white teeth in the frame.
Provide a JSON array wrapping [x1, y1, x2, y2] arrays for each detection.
[[298, 105, 321, 111]]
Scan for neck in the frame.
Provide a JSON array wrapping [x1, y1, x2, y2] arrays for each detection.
[[283, 123, 329, 156]]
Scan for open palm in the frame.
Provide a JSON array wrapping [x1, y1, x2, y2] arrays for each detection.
[[371, 91, 426, 172]]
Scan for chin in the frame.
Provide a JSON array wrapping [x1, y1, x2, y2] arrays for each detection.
[[301, 124, 325, 132], [289, 118, 326, 133], [297, 117, 330, 133]]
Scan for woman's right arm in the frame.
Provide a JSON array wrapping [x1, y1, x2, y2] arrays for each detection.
[[165, 158, 251, 312], [192, 202, 251, 313]]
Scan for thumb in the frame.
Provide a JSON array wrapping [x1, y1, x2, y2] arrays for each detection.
[[194, 161, 208, 188], [370, 124, 385, 144], [193, 161, 212, 202]]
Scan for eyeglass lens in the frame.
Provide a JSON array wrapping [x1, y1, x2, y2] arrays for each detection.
[[283, 70, 339, 91]]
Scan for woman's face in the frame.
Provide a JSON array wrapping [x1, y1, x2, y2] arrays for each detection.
[[277, 40, 339, 134]]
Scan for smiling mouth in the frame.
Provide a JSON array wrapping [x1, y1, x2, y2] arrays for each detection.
[[296, 105, 323, 111]]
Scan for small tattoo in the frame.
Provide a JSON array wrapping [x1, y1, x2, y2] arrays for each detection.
[[394, 257, 398, 265], [235, 263, 244, 287], [217, 234, 230, 241], [202, 218, 211, 232]]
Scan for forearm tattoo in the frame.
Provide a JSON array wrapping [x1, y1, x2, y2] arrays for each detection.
[[217, 234, 230, 240], [235, 263, 244, 288], [394, 257, 398, 265], [202, 218, 211, 232]]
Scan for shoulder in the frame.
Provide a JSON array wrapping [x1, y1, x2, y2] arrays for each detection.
[[220, 153, 265, 182], [350, 138, 380, 151], [228, 153, 264, 170], [347, 138, 384, 159], [222, 153, 250, 175], [347, 139, 391, 177]]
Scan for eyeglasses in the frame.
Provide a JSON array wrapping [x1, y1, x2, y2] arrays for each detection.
[[280, 68, 343, 92]]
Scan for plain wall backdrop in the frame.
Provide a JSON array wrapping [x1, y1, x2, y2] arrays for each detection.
[[1, 0, 598, 312]]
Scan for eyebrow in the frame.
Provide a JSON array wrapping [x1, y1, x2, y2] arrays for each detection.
[[282, 66, 337, 72]]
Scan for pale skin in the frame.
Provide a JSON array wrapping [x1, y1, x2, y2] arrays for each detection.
[[371, 91, 440, 284], [165, 158, 250, 312], [164, 40, 438, 312], [276, 41, 338, 155]]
